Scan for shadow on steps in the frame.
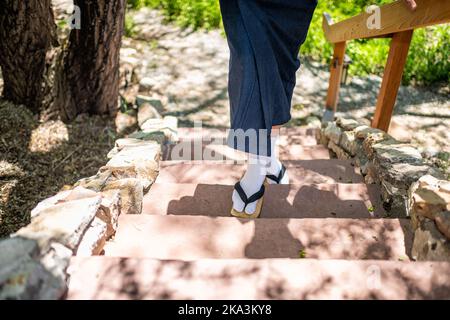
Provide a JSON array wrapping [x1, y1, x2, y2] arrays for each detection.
[[67, 256, 450, 300], [146, 183, 387, 219], [157, 159, 365, 184], [144, 183, 413, 259]]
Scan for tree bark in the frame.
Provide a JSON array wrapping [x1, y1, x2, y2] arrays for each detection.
[[0, 0, 57, 113], [55, 0, 126, 121]]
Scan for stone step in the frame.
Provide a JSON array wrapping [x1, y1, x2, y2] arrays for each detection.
[[162, 143, 330, 161], [103, 215, 412, 260], [177, 127, 319, 145], [143, 183, 387, 218], [67, 257, 450, 299], [157, 159, 363, 184]]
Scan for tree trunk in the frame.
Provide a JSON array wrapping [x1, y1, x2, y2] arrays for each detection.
[[0, 0, 57, 113], [55, 0, 126, 121]]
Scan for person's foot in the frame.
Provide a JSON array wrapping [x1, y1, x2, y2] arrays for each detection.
[[266, 159, 289, 184], [265, 133, 289, 184], [232, 156, 268, 214]]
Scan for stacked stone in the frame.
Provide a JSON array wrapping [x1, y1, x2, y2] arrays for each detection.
[[320, 118, 445, 218], [409, 175, 450, 261], [319, 118, 450, 261], [0, 106, 176, 299]]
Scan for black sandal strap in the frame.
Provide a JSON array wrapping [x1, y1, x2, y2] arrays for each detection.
[[266, 164, 286, 184], [234, 182, 249, 204], [234, 182, 265, 211], [247, 184, 265, 204]]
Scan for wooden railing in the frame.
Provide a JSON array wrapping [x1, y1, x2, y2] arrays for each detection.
[[322, 0, 450, 131]]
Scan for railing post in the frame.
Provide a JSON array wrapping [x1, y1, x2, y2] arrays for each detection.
[[323, 41, 346, 123], [372, 30, 413, 131]]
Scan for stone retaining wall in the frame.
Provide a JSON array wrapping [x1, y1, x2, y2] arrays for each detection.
[[319, 118, 450, 261], [0, 104, 176, 299], [409, 175, 450, 261]]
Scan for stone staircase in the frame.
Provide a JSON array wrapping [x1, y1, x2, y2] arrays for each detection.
[[66, 127, 450, 299]]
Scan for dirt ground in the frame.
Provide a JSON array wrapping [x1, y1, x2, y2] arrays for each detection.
[[0, 101, 117, 237]]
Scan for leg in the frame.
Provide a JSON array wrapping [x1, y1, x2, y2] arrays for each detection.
[[266, 125, 289, 184], [224, 0, 316, 216], [232, 124, 290, 214]]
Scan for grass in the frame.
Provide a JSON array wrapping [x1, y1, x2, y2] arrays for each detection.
[[298, 249, 307, 259], [125, 13, 137, 37], [435, 152, 450, 179]]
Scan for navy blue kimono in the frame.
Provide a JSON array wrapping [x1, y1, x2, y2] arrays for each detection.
[[220, 0, 317, 156]]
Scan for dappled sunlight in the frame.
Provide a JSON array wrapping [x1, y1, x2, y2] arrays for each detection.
[[156, 161, 246, 184], [157, 159, 364, 185], [163, 139, 247, 162], [122, 186, 408, 260], [104, 204, 410, 261], [67, 257, 450, 299], [389, 115, 450, 153], [156, 158, 363, 185], [2, 0, 449, 301], [104, 215, 256, 260], [28, 120, 69, 153], [285, 218, 409, 260], [0, 160, 25, 179], [152, 182, 386, 218], [0, 177, 17, 205], [0, 99, 116, 237]]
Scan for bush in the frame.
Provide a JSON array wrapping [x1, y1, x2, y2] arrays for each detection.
[[127, 0, 450, 85]]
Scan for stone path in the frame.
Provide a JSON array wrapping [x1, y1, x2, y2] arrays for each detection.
[[120, 8, 449, 158]]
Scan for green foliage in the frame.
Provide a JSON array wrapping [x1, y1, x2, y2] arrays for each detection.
[[298, 249, 307, 259], [57, 19, 67, 29], [436, 151, 450, 179], [403, 26, 450, 85], [301, 0, 450, 85], [128, 0, 221, 30], [127, 0, 450, 85], [125, 13, 137, 37]]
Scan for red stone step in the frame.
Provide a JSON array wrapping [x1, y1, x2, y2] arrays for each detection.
[[163, 143, 330, 161], [67, 257, 450, 299], [142, 183, 387, 218], [156, 159, 363, 184], [103, 215, 412, 260], [177, 127, 319, 144]]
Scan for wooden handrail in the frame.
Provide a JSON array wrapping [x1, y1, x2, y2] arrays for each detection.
[[322, 0, 450, 132], [323, 0, 450, 43]]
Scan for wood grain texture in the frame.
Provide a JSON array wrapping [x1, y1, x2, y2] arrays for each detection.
[[372, 30, 414, 131], [325, 42, 346, 112], [323, 0, 450, 43]]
